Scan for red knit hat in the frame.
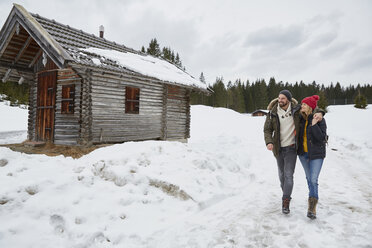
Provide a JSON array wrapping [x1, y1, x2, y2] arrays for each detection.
[[301, 95, 320, 110]]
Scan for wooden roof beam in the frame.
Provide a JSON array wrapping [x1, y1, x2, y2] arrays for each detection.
[[2, 69, 12, 82], [14, 35, 32, 63], [28, 48, 42, 68], [0, 60, 33, 73], [0, 25, 17, 57], [15, 22, 20, 35]]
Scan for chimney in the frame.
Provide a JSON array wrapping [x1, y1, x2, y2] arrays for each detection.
[[99, 25, 104, 38]]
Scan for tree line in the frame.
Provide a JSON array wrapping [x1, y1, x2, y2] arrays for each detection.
[[191, 76, 372, 113]]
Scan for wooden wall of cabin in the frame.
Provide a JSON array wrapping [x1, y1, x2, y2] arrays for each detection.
[[30, 56, 82, 145], [75, 68, 164, 144], [79, 68, 92, 146], [54, 68, 81, 146], [27, 79, 37, 141], [165, 85, 190, 140]]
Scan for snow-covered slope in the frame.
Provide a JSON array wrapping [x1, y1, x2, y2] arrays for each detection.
[[0, 104, 371, 247]]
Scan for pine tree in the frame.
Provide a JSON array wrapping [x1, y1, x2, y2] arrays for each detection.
[[226, 81, 233, 108], [334, 82, 343, 100], [254, 79, 268, 109], [175, 53, 183, 68], [147, 38, 161, 57], [267, 77, 278, 101], [354, 93, 368, 109], [141, 46, 146, 53], [293, 82, 300, 101], [328, 82, 335, 104], [246, 90, 254, 112], [250, 81, 257, 111], [317, 91, 329, 113], [162, 47, 170, 61], [311, 81, 319, 95], [233, 80, 246, 113], [244, 81, 255, 113], [211, 77, 227, 107]]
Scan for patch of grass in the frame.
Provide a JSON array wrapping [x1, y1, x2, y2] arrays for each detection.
[[0, 142, 110, 158]]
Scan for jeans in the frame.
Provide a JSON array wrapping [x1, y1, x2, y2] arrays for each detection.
[[276, 145, 297, 199], [298, 152, 324, 199]]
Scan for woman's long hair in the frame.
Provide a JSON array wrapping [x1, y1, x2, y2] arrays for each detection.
[[301, 105, 313, 120]]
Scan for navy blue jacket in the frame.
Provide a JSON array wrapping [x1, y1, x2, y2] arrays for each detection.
[[298, 114, 327, 160]]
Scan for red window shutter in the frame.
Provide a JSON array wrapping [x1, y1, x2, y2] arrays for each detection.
[[125, 86, 140, 114], [61, 84, 75, 114]]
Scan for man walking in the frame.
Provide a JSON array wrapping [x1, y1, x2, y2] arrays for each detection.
[[264, 90, 323, 214], [264, 90, 299, 214]]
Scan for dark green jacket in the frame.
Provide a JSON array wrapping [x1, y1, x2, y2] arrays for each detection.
[[263, 98, 301, 158]]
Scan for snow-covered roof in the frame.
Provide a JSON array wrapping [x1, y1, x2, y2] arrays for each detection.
[[80, 47, 206, 89]]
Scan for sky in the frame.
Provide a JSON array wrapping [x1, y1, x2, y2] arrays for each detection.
[[0, 0, 371, 86]]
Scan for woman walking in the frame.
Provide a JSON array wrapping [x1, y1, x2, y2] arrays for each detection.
[[297, 95, 327, 219]]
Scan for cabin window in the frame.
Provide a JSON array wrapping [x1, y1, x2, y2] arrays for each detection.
[[125, 86, 140, 114], [61, 84, 75, 114]]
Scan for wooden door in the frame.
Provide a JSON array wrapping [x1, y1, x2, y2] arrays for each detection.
[[36, 71, 57, 142]]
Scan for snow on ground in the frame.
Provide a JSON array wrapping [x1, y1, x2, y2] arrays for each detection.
[[0, 100, 28, 144], [0, 104, 371, 247]]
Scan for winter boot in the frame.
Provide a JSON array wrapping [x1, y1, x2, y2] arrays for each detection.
[[307, 197, 318, 219], [282, 198, 291, 214]]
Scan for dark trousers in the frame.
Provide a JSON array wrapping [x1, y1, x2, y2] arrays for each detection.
[[276, 145, 297, 199]]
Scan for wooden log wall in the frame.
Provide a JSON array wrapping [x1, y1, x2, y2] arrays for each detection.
[[27, 61, 192, 145], [27, 79, 37, 140], [161, 84, 168, 140], [54, 68, 82, 146], [30, 56, 82, 145], [74, 65, 164, 144], [185, 90, 191, 139], [166, 85, 190, 139], [79, 68, 92, 146]]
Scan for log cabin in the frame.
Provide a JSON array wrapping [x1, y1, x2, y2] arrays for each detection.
[[0, 4, 208, 146]]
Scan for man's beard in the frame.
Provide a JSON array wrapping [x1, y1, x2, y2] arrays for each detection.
[[279, 101, 288, 108]]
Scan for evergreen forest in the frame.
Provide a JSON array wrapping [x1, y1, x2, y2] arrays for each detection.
[[191, 76, 372, 113]]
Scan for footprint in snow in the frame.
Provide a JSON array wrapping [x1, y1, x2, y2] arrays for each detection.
[[49, 214, 65, 234], [0, 197, 11, 205], [0, 159, 8, 167], [25, 185, 38, 195]]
